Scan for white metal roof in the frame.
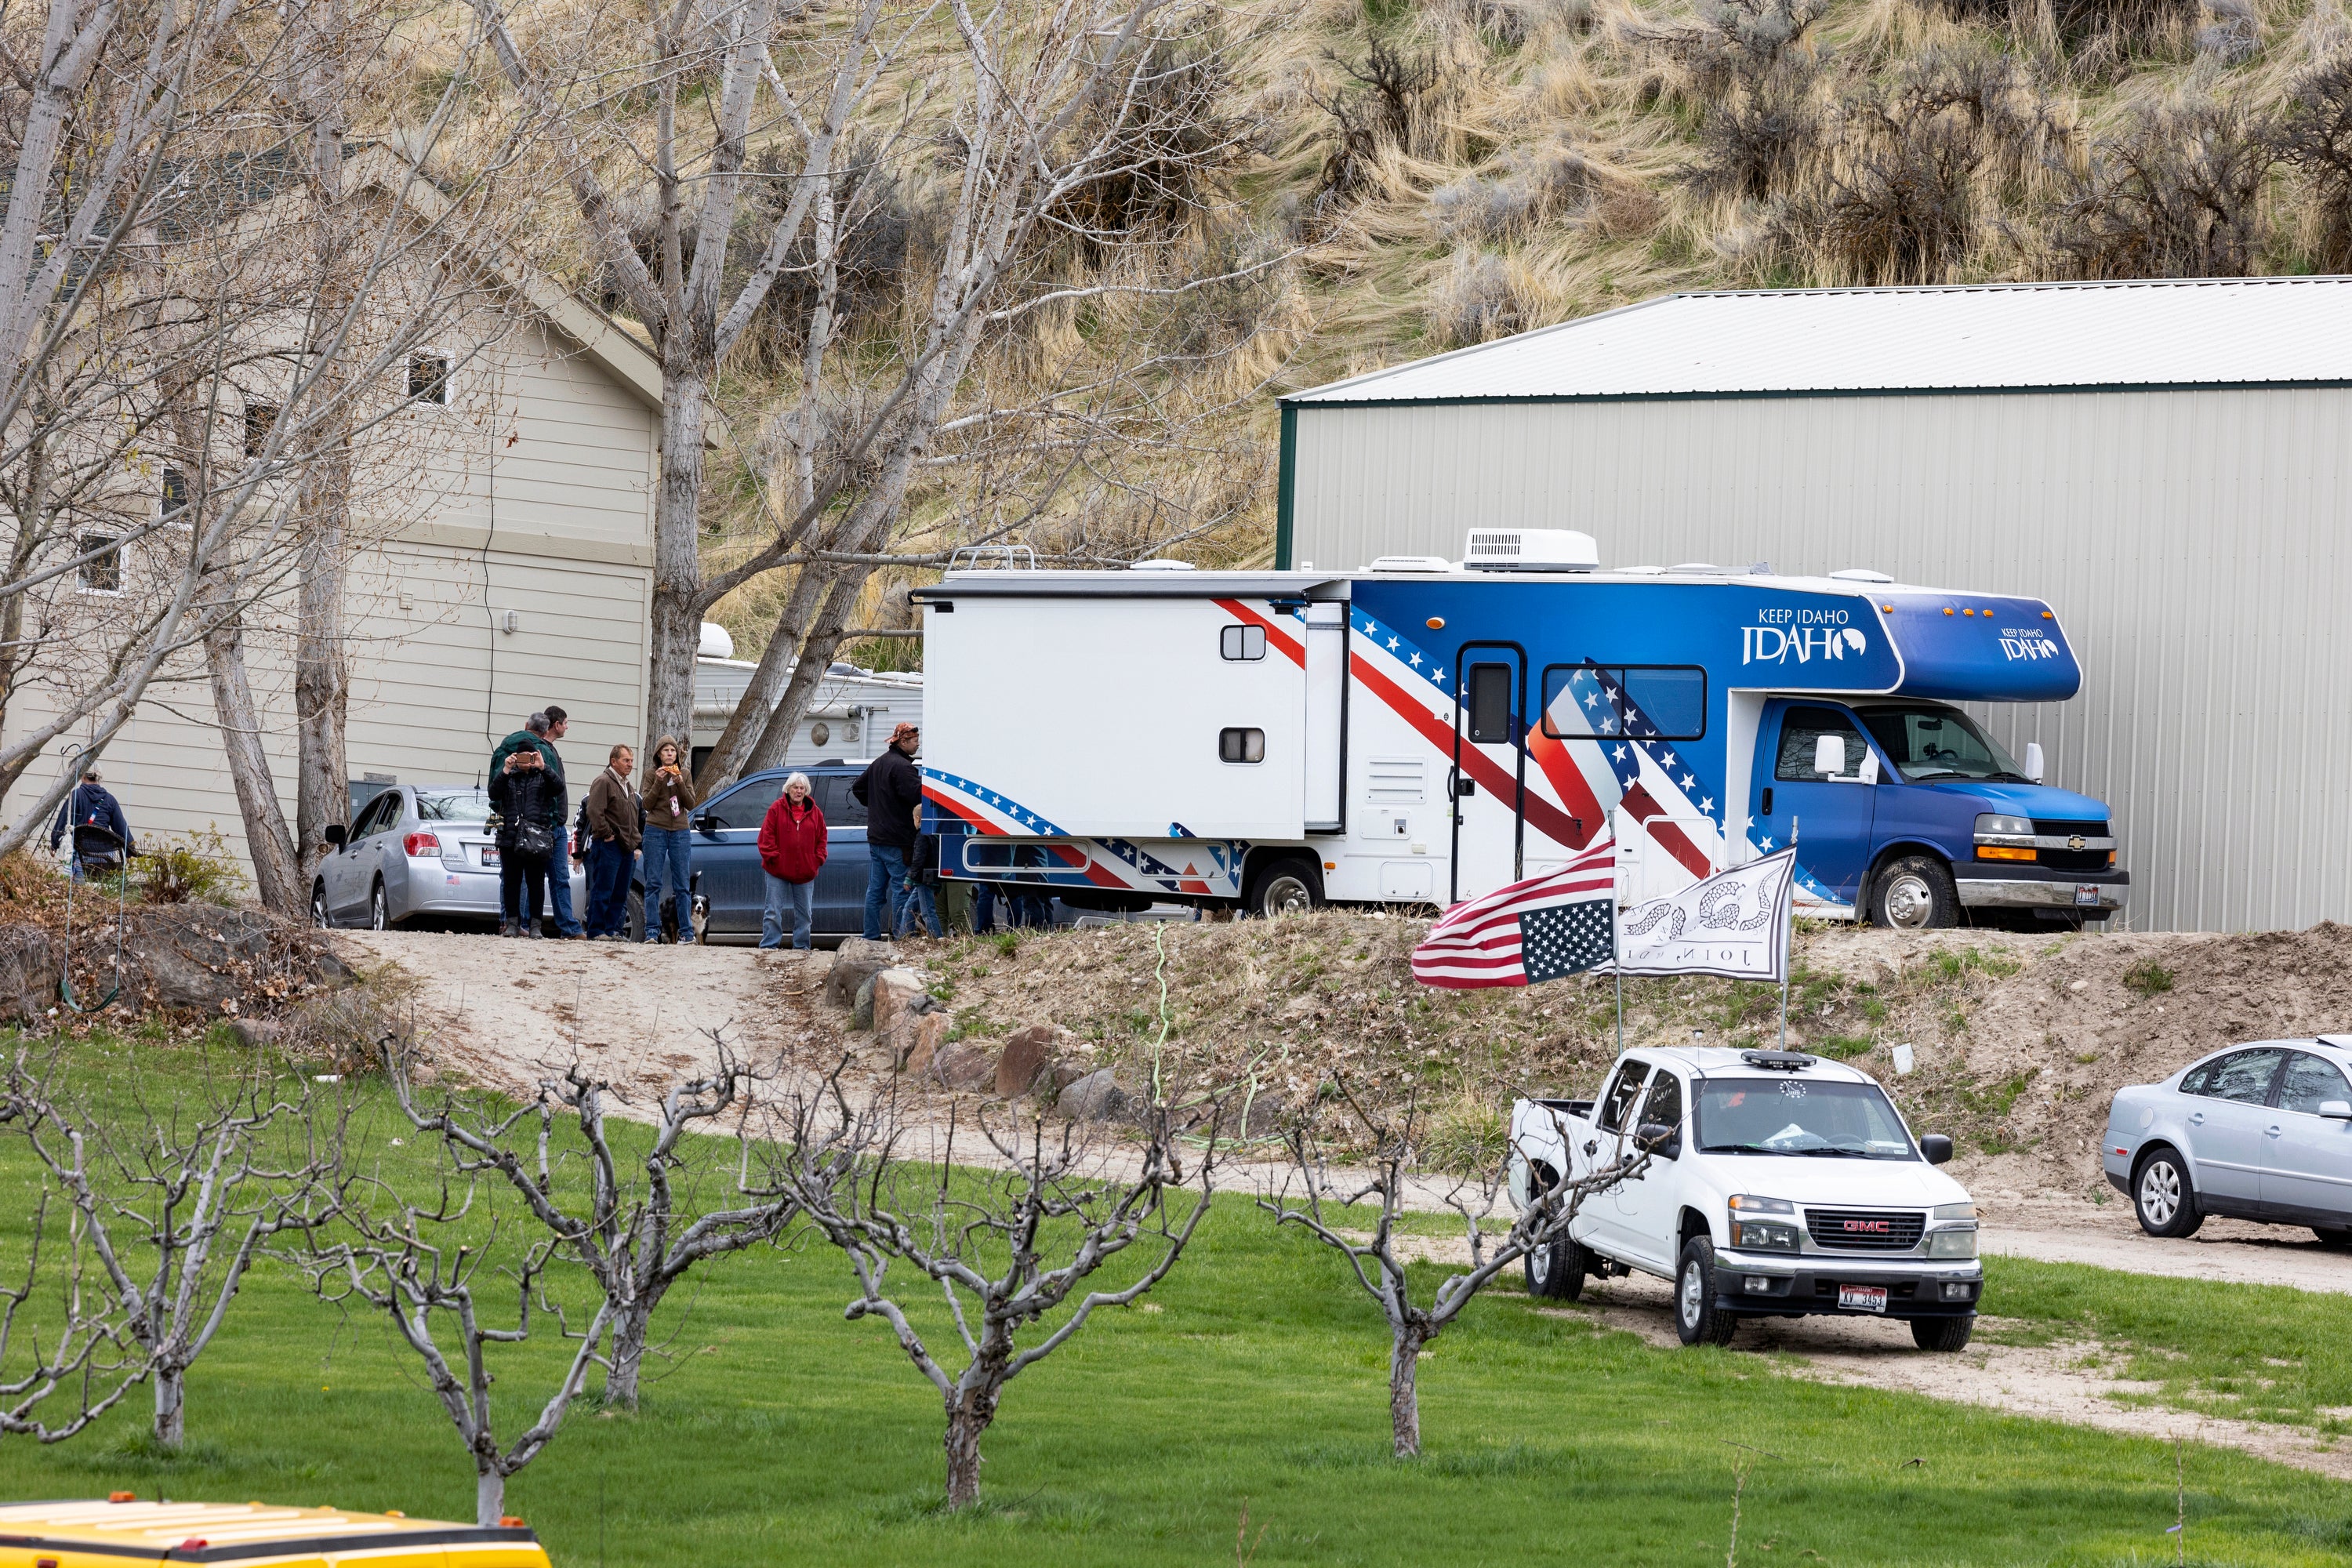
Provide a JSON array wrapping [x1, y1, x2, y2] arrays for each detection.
[[1285, 277, 2352, 404]]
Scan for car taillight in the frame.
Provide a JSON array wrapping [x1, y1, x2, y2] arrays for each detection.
[[403, 831, 441, 857]]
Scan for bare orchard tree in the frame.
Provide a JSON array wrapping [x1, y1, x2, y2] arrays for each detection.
[[773, 1068, 1220, 1509], [303, 1165, 611, 1526], [0, 1191, 152, 1442], [1261, 1081, 1657, 1458], [0, 1046, 344, 1449], [385, 1037, 799, 1409]]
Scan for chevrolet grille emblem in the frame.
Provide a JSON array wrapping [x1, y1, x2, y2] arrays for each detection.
[[2067, 835, 2085, 851]]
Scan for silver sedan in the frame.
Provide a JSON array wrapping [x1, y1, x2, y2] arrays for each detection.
[[2103, 1036, 2352, 1246], [309, 784, 588, 930]]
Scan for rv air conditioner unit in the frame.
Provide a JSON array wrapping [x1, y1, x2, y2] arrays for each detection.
[[1461, 528, 1599, 573]]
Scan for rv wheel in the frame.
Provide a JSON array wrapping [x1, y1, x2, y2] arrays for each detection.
[[1247, 858, 1322, 919], [1870, 855, 1959, 930]]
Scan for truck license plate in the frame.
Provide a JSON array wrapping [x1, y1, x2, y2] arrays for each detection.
[[2074, 884, 2100, 907], [1838, 1285, 1889, 1314]]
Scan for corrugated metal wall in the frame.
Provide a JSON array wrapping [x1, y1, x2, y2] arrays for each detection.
[[1287, 387, 2352, 932]]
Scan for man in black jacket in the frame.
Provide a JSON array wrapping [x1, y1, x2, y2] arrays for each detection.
[[49, 765, 133, 877], [852, 722, 924, 939]]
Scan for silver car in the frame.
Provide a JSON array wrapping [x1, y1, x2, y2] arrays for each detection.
[[309, 784, 590, 931], [2104, 1037, 2352, 1246]]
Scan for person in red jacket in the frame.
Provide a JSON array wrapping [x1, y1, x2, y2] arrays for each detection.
[[757, 771, 828, 949]]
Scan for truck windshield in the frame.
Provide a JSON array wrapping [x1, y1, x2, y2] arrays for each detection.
[[1694, 1079, 1917, 1159], [1856, 704, 2028, 784]]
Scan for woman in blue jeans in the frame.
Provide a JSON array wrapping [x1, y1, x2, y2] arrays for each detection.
[[639, 735, 699, 942], [757, 772, 827, 949]]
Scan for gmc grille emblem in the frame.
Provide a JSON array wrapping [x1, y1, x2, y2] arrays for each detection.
[[1841, 1220, 1890, 1233]]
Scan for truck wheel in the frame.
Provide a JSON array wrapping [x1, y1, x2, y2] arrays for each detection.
[[2315, 1227, 2352, 1249], [2133, 1147, 2203, 1238], [1247, 857, 1322, 919], [1911, 1315, 1975, 1352], [1524, 1234, 1587, 1301], [1674, 1237, 1738, 1347], [1870, 855, 1959, 931]]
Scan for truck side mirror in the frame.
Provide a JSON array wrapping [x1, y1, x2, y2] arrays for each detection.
[[1634, 1120, 1678, 1157], [1813, 734, 1845, 777], [1919, 1133, 1954, 1164], [2024, 741, 2046, 783], [322, 823, 347, 848]]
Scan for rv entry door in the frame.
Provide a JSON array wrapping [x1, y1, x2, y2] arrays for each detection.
[[1450, 643, 1528, 902], [1303, 603, 1346, 833]]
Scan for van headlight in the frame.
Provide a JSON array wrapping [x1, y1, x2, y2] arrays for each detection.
[[1926, 1226, 1978, 1258]]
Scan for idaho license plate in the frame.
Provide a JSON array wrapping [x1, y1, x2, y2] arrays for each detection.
[[1838, 1284, 1889, 1314], [2075, 884, 2101, 907], [478, 846, 501, 866]]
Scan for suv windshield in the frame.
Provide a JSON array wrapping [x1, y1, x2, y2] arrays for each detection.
[[1694, 1078, 1917, 1159], [418, 792, 492, 823], [1856, 704, 2029, 784]]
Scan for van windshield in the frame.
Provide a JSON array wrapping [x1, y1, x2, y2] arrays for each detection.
[[1856, 704, 2029, 784], [1694, 1079, 1917, 1159]]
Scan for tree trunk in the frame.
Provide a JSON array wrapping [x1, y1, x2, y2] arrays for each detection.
[[942, 1396, 996, 1511], [152, 1363, 184, 1450], [201, 584, 303, 911], [476, 1465, 504, 1527], [742, 569, 863, 775], [1388, 1327, 1422, 1459], [647, 361, 710, 761], [292, 430, 350, 886], [603, 1305, 649, 1409], [691, 564, 826, 796]]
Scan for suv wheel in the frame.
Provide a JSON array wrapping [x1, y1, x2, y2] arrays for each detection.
[[2315, 1226, 2352, 1249], [1870, 855, 1959, 930], [1247, 857, 1321, 920], [310, 880, 331, 929], [2133, 1148, 2202, 1238], [368, 880, 391, 931], [1911, 1315, 1974, 1352], [1674, 1237, 1737, 1346]]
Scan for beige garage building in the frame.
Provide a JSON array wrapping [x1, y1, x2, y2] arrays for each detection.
[[1276, 277, 2352, 933]]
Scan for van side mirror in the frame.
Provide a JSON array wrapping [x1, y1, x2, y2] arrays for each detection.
[[322, 823, 347, 848], [1814, 734, 1845, 776], [1919, 1133, 1954, 1164], [2024, 741, 2046, 783], [2319, 1100, 2352, 1120]]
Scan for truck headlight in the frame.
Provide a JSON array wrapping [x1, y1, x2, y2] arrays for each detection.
[[1926, 1227, 1978, 1258], [1974, 814, 2032, 837], [1731, 1221, 1801, 1253]]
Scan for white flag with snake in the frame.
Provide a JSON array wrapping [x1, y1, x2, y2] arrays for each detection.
[[1603, 848, 1796, 982]]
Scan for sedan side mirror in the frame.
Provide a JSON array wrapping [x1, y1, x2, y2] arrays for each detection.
[[2319, 1100, 2352, 1120], [1919, 1133, 1954, 1164], [322, 823, 347, 848]]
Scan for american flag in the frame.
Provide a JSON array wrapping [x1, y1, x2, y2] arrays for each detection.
[[1410, 840, 1617, 989]]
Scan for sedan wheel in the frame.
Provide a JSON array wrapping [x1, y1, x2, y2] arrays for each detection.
[[310, 881, 331, 929], [2133, 1149, 2201, 1238], [369, 881, 390, 931]]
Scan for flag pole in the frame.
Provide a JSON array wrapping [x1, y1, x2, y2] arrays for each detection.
[[1780, 816, 1798, 1051], [1611, 810, 1624, 1058]]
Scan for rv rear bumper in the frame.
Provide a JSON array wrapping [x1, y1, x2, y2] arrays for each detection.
[[1954, 864, 2129, 913]]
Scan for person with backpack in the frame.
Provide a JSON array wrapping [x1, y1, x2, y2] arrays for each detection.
[[48, 764, 133, 879], [757, 771, 826, 949], [488, 706, 583, 938], [851, 722, 924, 941], [583, 743, 641, 940], [489, 746, 564, 938]]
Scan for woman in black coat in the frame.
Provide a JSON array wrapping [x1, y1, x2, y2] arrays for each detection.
[[489, 749, 566, 938]]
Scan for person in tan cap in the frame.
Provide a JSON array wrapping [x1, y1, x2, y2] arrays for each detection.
[[851, 721, 924, 938]]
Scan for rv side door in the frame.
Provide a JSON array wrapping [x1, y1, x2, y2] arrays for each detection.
[[1450, 642, 1527, 902], [1303, 602, 1346, 834]]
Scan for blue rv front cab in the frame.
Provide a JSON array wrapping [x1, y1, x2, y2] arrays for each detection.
[[915, 535, 2126, 928]]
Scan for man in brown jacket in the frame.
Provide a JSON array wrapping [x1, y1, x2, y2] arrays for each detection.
[[584, 744, 641, 939]]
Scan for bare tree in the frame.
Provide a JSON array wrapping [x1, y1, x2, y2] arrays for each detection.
[[386, 1039, 799, 1409], [774, 1067, 1218, 1509], [0, 1189, 152, 1443], [1261, 1081, 1654, 1458], [304, 1165, 610, 1526], [0, 1047, 343, 1449]]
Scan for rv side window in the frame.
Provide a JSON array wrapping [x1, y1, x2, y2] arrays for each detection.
[[1775, 707, 1867, 781], [1540, 665, 1706, 741], [1220, 624, 1266, 662], [1465, 663, 1512, 743], [1218, 727, 1265, 764]]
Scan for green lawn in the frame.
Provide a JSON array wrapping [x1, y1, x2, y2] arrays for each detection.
[[3, 1042, 2349, 1566]]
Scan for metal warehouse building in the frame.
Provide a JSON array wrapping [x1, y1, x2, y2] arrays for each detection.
[[1275, 277, 2352, 933]]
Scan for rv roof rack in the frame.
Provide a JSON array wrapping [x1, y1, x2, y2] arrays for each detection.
[[946, 543, 1038, 572], [1740, 1050, 1817, 1072]]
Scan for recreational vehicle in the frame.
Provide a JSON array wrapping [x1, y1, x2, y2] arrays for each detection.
[[913, 531, 2125, 928]]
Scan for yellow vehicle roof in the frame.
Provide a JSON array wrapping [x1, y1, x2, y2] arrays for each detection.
[[0, 1498, 548, 1566]]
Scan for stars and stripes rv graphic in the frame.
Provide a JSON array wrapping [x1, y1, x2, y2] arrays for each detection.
[[1410, 840, 1617, 989]]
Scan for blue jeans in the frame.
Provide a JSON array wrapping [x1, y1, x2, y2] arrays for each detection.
[[586, 838, 633, 937], [764, 873, 814, 949], [548, 831, 585, 937], [863, 844, 910, 940], [642, 827, 692, 942], [895, 880, 942, 938]]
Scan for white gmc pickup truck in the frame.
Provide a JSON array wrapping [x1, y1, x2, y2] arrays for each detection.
[[1508, 1047, 1983, 1349]]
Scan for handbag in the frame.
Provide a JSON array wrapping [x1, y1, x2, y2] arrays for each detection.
[[510, 817, 555, 860]]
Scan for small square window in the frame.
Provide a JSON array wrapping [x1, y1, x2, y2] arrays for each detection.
[[161, 466, 187, 517], [1466, 662, 1513, 744], [244, 403, 278, 457], [407, 353, 450, 405], [78, 533, 121, 593], [1220, 624, 1266, 661], [1218, 727, 1265, 764]]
